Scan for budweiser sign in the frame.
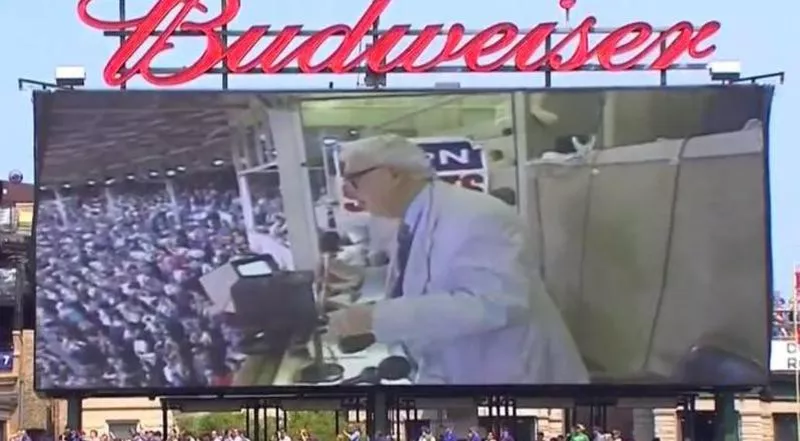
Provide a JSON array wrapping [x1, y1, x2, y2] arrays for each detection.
[[77, 0, 721, 87]]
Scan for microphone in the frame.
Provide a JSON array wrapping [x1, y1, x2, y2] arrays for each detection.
[[317, 231, 340, 308], [296, 230, 345, 384]]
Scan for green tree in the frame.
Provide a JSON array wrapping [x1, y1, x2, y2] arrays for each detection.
[[286, 411, 345, 441], [175, 412, 247, 436]]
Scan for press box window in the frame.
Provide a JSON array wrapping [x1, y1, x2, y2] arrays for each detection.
[[0, 208, 13, 232]]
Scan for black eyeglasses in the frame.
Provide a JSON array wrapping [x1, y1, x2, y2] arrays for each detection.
[[342, 166, 380, 189]]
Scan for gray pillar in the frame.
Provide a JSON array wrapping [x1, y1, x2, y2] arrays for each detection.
[[161, 400, 169, 437], [373, 391, 389, 436], [632, 408, 655, 441], [714, 393, 738, 441], [66, 397, 82, 431], [264, 103, 320, 270]]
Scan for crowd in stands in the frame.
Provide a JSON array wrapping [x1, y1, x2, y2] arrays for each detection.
[[773, 297, 798, 340], [34, 172, 289, 389]]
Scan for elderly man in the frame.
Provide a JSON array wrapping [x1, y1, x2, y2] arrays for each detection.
[[328, 134, 588, 384]]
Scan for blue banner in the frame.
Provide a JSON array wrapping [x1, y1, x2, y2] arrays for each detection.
[[419, 140, 485, 172], [0, 350, 12, 372]]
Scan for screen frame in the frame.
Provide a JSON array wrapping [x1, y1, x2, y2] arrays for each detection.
[[31, 85, 776, 398]]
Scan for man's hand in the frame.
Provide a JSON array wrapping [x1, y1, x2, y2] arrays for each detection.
[[317, 258, 365, 294], [327, 304, 375, 338]]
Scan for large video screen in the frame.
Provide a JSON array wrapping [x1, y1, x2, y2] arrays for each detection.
[[33, 87, 772, 392]]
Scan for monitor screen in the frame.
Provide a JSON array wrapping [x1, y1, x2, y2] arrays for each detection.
[[235, 260, 274, 277], [33, 87, 773, 393]]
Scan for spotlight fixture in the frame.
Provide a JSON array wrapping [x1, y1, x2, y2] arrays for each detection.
[[708, 61, 742, 82], [54, 66, 86, 88]]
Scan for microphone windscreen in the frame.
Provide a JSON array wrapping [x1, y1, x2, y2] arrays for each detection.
[[320, 231, 341, 253]]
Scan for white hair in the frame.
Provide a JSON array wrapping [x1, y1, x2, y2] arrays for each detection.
[[339, 134, 434, 178]]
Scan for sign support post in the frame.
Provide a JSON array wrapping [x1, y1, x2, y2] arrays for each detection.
[[794, 266, 799, 441]]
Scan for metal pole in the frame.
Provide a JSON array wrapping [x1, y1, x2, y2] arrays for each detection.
[[254, 403, 261, 441], [246, 406, 251, 436], [14, 257, 25, 431], [544, 37, 552, 88], [794, 265, 799, 441], [335, 410, 340, 439], [161, 400, 169, 438], [221, 0, 229, 90], [659, 40, 668, 86], [118, 0, 127, 90]]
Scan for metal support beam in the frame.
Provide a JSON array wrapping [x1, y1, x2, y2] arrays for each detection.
[[66, 397, 83, 431], [714, 393, 739, 441], [18, 78, 67, 91], [161, 400, 169, 438], [246, 406, 251, 436], [726, 71, 785, 85], [254, 403, 261, 441]]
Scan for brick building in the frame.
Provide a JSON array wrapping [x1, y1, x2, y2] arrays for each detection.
[[0, 179, 49, 440]]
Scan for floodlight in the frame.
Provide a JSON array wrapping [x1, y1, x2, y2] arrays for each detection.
[[55, 66, 86, 87], [709, 61, 741, 82]]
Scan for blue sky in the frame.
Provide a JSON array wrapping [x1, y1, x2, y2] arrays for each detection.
[[0, 0, 796, 297]]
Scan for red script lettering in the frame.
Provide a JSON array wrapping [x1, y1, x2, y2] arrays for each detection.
[[77, 0, 721, 87]]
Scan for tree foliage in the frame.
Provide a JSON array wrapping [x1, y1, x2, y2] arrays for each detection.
[[286, 411, 346, 441], [174, 410, 346, 441], [175, 412, 246, 436]]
